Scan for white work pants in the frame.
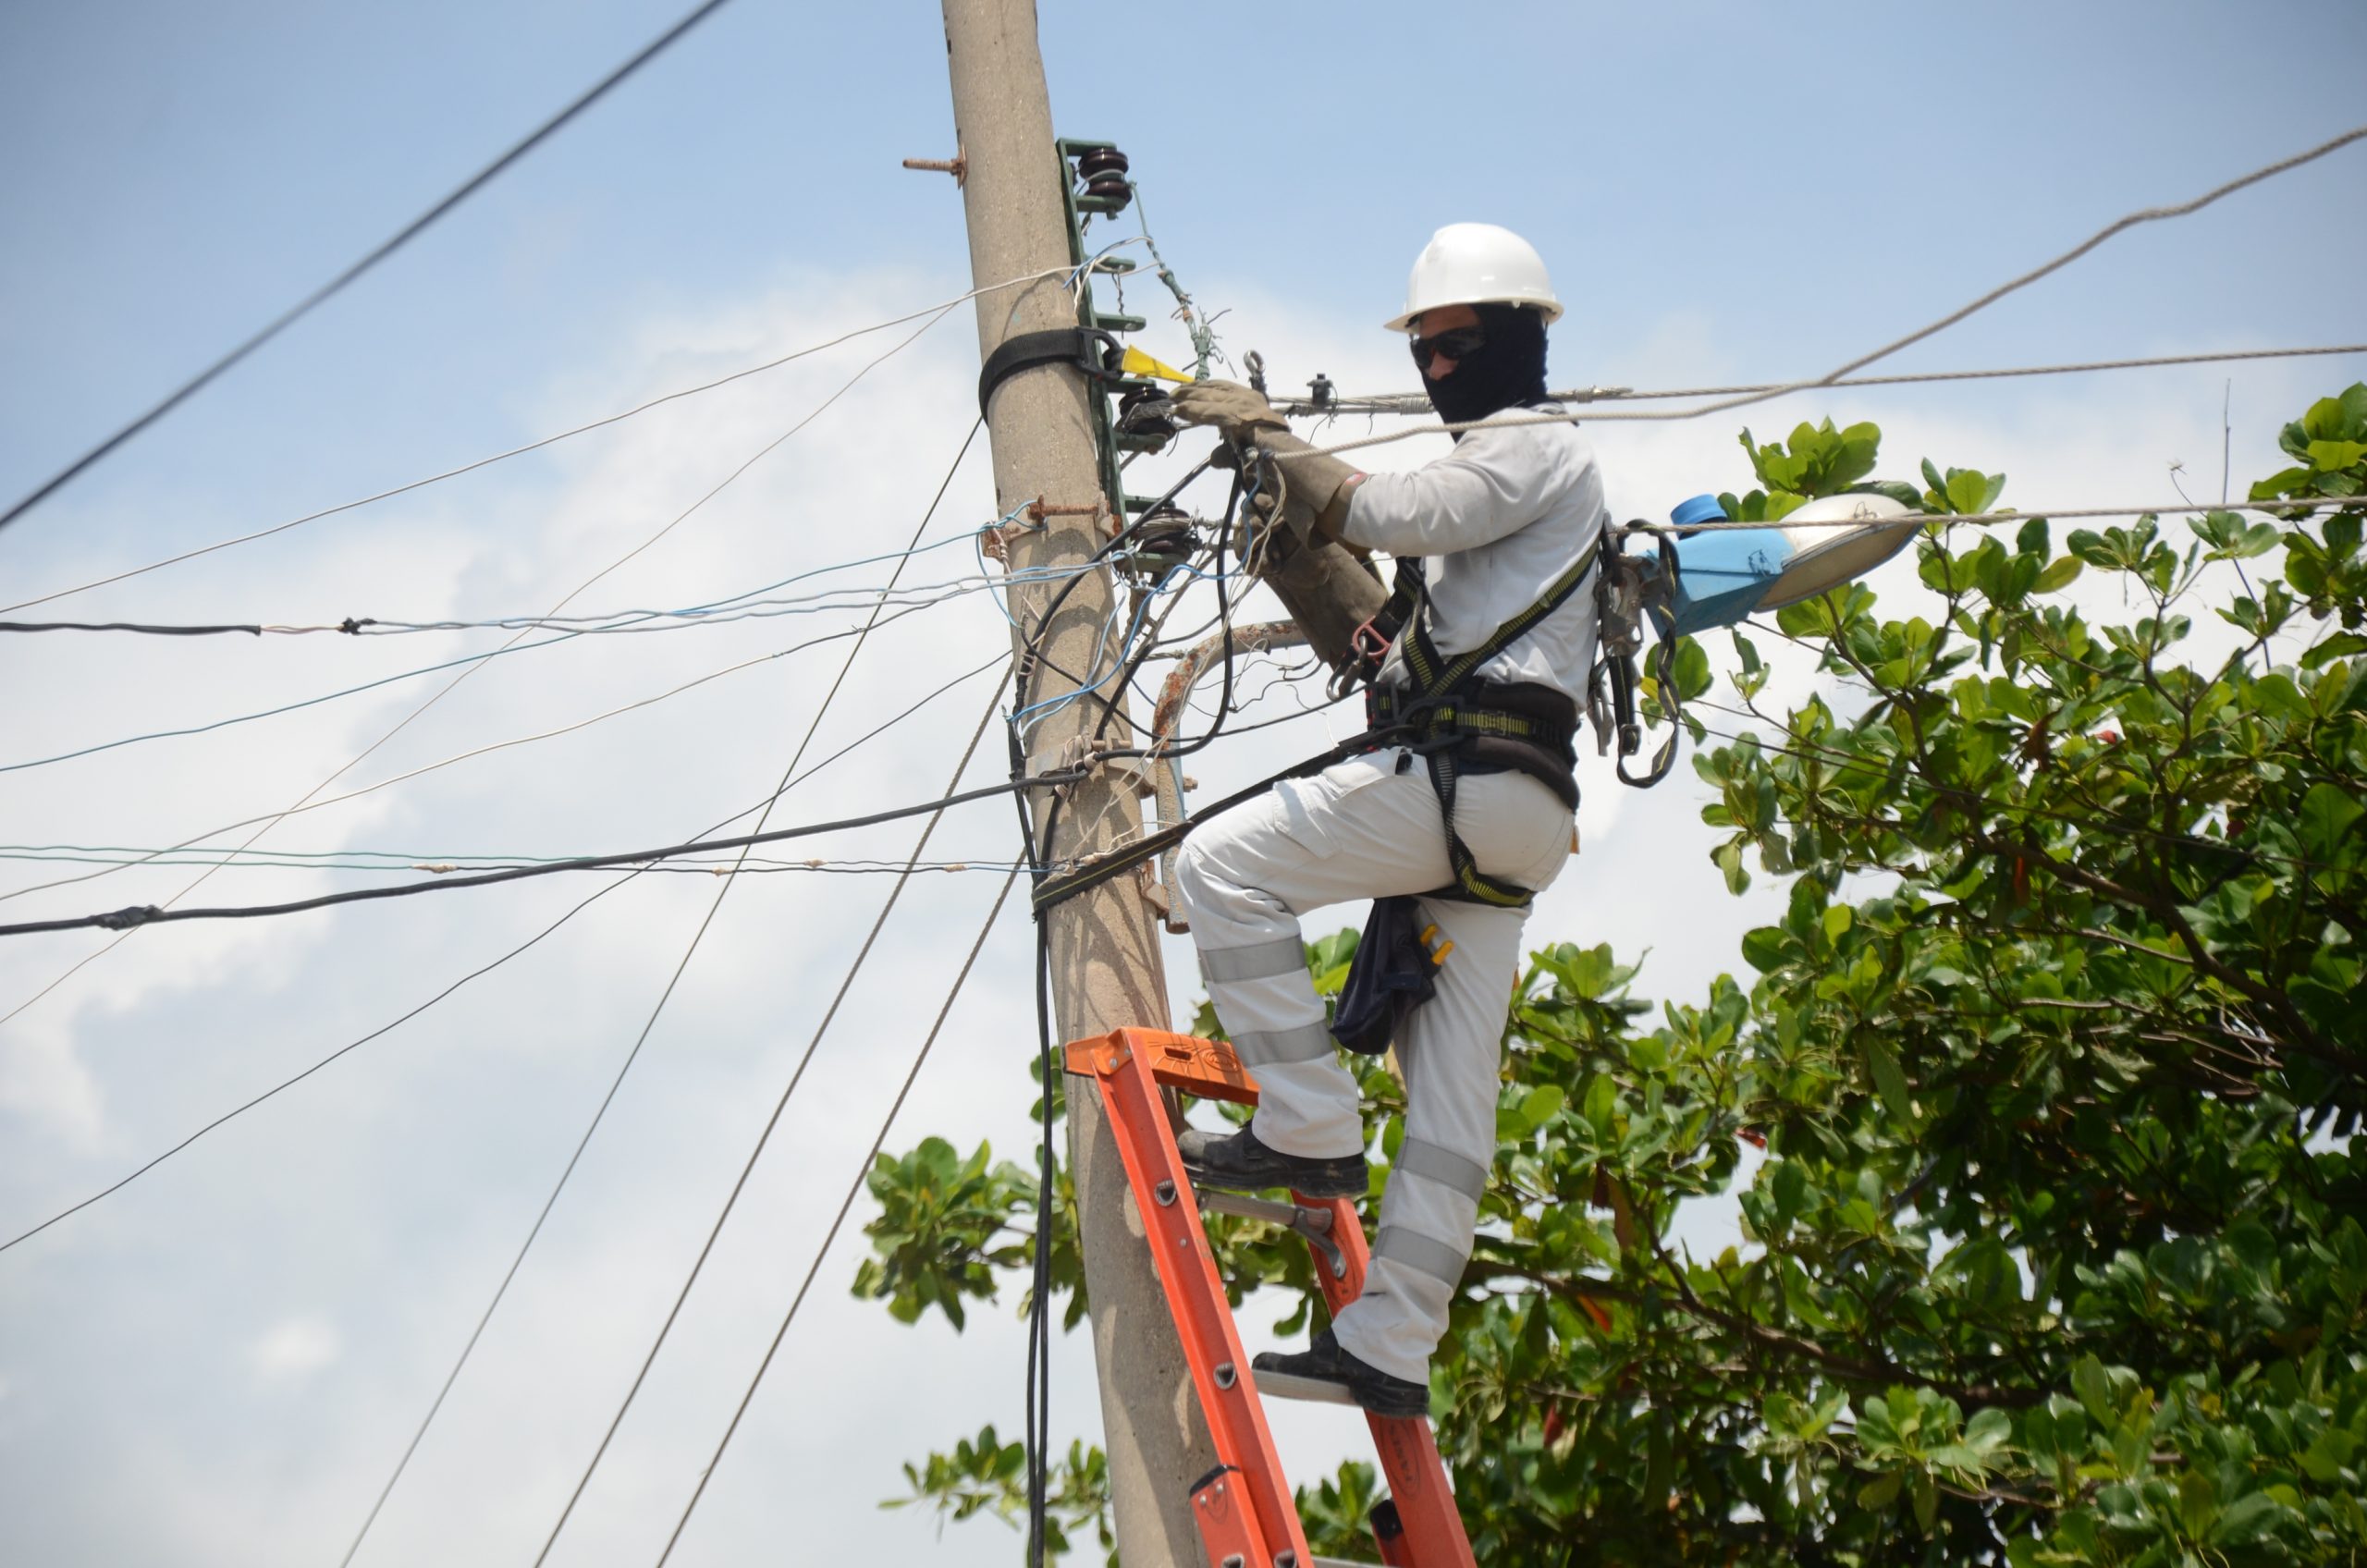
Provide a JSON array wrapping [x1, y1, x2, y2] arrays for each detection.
[[1171, 748, 1573, 1383]]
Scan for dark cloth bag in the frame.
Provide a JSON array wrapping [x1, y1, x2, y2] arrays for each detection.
[[1329, 895, 1443, 1056]]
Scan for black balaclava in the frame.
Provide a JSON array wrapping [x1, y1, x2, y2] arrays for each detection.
[[1421, 301, 1550, 432]]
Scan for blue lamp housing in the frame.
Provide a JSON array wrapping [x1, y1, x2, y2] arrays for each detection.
[[1660, 495, 1794, 637]]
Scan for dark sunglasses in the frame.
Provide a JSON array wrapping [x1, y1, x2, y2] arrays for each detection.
[[1409, 325, 1487, 370]]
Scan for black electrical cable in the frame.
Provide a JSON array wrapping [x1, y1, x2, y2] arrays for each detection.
[[0, 619, 264, 637], [995, 447, 1233, 1561], [387, 416, 989, 1568], [1089, 459, 1250, 762], [0, 0, 740, 534], [0, 653, 1019, 1256], [0, 777, 1078, 940], [0, 876, 633, 1257]]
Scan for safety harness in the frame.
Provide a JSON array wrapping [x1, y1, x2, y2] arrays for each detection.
[[1358, 536, 1600, 907]]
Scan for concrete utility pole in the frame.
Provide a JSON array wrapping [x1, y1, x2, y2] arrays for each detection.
[[938, 1, 1219, 1559]]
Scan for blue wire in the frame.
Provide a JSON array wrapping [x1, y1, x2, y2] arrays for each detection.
[[976, 501, 1036, 631]]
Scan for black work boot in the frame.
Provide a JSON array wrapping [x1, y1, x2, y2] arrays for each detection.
[[1174, 1122, 1367, 1200], [1253, 1329, 1429, 1418]]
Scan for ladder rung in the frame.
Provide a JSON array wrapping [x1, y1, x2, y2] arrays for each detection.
[[1196, 1190, 1332, 1232], [1255, 1369, 1361, 1407], [1196, 1189, 1349, 1280]]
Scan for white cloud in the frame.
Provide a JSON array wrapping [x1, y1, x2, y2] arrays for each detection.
[[0, 242, 2359, 1566], [250, 1317, 342, 1381]]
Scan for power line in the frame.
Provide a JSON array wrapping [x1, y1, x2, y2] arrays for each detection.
[[0, 877, 639, 1259], [654, 864, 1020, 1556], [0, 663, 1012, 1257], [1273, 124, 2367, 459], [0, 299, 957, 1032], [339, 419, 989, 1564], [0, 776, 1077, 939], [0, 649, 1007, 909], [0, 0, 742, 536], [0, 851, 1034, 876], [0, 265, 1082, 618], [1279, 342, 2367, 418], [0, 556, 1097, 643], [1663, 495, 2361, 533], [527, 659, 1012, 1564], [652, 870, 1022, 1562], [0, 571, 1043, 778]]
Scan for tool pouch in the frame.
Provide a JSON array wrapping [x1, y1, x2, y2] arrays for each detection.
[[1330, 895, 1445, 1056]]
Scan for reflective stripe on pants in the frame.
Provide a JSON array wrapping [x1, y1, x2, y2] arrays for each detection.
[[1171, 748, 1573, 1384]]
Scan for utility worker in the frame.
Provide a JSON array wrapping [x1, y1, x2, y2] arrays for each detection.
[[1165, 223, 1604, 1416]]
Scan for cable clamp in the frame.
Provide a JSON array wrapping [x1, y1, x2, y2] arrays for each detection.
[[976, 327, 1123, 417]]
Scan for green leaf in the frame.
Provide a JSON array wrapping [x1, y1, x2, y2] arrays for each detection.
[[1674, 637, 1713, 701], [2298, 779, 2363, 859], [2210, 1490, 2288, 1547], [2071, 1355, 2115, 1424], [1864, 1038, 1914, 1125], [1741, 925, 1790, 973], [2031, 555, 2082, 594], [1964, 1407, 2011, 1455], [1518, 1084, 1566, 1133], [1858, 1469, 1903, 1509], [2301, 629, 2367, 668], [2306, 437, 2367, 472]]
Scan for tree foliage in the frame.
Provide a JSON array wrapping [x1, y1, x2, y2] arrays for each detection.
[[856, 388, 2367, 1565]]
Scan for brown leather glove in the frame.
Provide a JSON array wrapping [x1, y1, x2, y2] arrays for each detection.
[[1253, 430, 1364, 546], [1169, 379, 1288, 442]]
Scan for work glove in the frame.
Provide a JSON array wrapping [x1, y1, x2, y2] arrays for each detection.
[[1254, 431, 1364, 547], [1168, 379, 1288, 443]]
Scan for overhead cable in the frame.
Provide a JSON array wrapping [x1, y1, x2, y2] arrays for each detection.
[[2, 263, 1087, 617], [0, 557, 1096, 643], [0, 0, 742, 537], [1272, 123, 2367, 459], [0, 661, 1013, 1258], [653, 868, 1021, 1562], [1279, 341, 2367, 419], [0, 570, 1058, 777], [527, 663, 1013, 1565], [0, 302, 956, 1030], [340, 421, 990, 1563], [1661, 496, 2360, 533], [0, 651, 1008, 906], [0, 876, 639, 1259], [0, 850, 1031, 876]]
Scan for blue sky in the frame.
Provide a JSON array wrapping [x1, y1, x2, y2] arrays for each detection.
[[1, 3, 2362, 1564]]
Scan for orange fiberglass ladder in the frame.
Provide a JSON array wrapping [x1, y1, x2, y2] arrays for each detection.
[[1062, 1027, 1479, 1568]]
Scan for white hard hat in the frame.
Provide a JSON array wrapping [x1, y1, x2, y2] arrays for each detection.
[[1384, 222, 1564, 333]]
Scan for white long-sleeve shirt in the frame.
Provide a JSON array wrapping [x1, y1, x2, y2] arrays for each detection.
[[1340, 407, 1607, 703]]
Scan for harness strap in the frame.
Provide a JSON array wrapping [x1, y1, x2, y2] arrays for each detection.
[[1391, 531, 1602, 907], [1423, 744, 1536, 907]]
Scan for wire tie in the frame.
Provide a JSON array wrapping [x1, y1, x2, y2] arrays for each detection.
[[95, 904, 163, 931]]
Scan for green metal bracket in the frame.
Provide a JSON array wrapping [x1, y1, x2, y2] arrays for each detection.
[[1054, 134, 1131, 525]]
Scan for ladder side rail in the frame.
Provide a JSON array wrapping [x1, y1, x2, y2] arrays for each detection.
[[1301, 1194, 1478, 1568], [1075, 1035, 1315, 1566]]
